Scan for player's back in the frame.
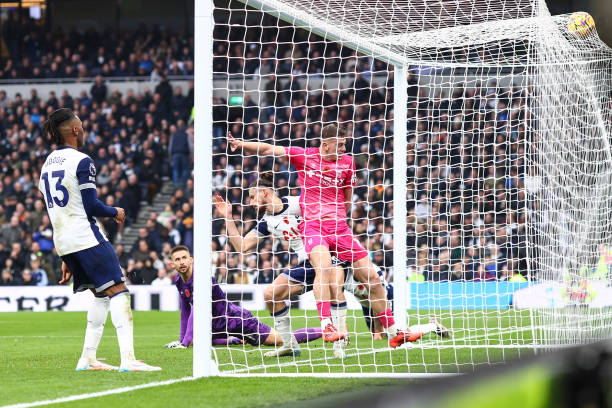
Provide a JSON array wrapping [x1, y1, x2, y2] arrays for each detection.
[[38, 146, 107, 256]]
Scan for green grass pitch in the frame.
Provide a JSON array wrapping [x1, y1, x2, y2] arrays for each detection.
[[0, 309, 535, 407]]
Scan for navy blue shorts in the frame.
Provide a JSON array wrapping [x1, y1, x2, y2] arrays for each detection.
[[61, 241, 125, 294], [282, 261, 316, 292], [282, 258, 351, 293]]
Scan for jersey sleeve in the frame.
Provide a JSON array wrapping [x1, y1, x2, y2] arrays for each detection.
[[285, 196, 303, 217], [76, 157, 97, 190], [346, 158, 357, 188], [253, 220, 269, 237], [284, 146, 307, 171]]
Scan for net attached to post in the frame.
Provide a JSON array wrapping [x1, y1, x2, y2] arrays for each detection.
[[202, 0, 612, 376]]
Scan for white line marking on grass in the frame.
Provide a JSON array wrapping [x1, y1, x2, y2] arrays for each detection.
[[0, 335, 173, 338], [0, 377, 195, 408]]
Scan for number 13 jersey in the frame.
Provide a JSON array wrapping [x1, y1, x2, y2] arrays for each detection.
[[254, 195, 307, 263], [38, 146, 108, 256]]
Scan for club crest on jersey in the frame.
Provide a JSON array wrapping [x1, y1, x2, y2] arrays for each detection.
[[89, 163, 96, 176]]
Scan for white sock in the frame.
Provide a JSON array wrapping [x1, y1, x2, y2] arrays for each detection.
[[321, 317, 332, 330], [81, 296, 110, 361], [331, 303, 347, 335], [385, 324, 398, 338], [409, 323, 438, 333], [273, 306, 298, 348], [109, 291, 135, 363]]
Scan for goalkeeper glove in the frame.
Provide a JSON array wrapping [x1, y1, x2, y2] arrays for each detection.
[[165, 340, 187, 349]]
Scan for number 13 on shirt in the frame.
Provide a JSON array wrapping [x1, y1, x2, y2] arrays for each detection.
[[41, 170, 69, 208]]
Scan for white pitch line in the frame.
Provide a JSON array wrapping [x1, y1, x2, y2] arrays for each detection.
[[0, 377, 195, 408], [0, 335, 173, 338]]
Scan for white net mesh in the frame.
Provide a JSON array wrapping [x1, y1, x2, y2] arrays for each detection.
[[205, 0, 612, 375]]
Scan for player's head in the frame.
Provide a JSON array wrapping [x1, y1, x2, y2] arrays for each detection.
[[320, 123, 347, 161], [171, 245, 193, 275], [42, 108, 84, 149], [248, 171, 277, 214]]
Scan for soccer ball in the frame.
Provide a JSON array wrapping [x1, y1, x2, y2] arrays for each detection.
[[567, 12, 595, 37]]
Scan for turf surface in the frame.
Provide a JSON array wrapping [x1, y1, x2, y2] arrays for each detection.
[[0, 309, 535, 407]]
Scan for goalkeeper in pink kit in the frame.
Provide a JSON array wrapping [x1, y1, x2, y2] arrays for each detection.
[[228, 124, 421, 348]]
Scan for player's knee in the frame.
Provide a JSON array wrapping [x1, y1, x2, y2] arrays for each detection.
[[264, 285, 274, 303]]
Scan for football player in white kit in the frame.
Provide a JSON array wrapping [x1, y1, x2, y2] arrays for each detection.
[[39, 108, 160, 372], [214, 172, 450, 358]]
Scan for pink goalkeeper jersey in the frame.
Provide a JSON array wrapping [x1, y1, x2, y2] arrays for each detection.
[[284, 146, 356, 221]]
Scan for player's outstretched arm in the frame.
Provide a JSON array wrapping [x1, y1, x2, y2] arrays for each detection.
[[213, 194, 259, 253], [227, 132, 286, 157]]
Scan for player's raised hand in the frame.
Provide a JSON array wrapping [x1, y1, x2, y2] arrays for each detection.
[[213, 193, 233, 219], [227, 131, 243, 152], [165, 340, 186, 349], [114, 207, 126, 224], [59, 262, 72, 285]]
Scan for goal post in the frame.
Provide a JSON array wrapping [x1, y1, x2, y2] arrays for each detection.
[[193, 0, 218, 377], [194, 0, 612, 377]]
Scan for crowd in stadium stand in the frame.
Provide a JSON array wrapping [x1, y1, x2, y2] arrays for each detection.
[[0, 75, 195, 286], [1, 19, 193, 81], [0, 23, 530, 287]]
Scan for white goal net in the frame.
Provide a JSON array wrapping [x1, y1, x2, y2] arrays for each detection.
[[193, 0, 612, 376]]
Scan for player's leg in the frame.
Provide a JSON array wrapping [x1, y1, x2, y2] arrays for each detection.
[[352, 256, 422, 347], [309, 245, 346, 341], [303, 220, 343, 340], [263, 327, 323, 346], [263, 271, 304, 357], [78, 241, 159, 372], [409, 318, 452, 338], [77, 291, 114, 370], [330, 265, 349, 358], [62, 255, 116, 371], [334, 223, 421, 347]]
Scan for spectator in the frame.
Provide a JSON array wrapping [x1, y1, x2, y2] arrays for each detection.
[[26, 200, 45, 233], [32, 220, 54, 253], [168, 122, 192, 188], [115, 244, 129, 270], [131, 240, 151, 263], [140, 258, 158, 284], [20, 269, 35, 286], [256, 260, 275, 284], [151, 268, 172, 286], [90, 75, 108, 104], [177, 217, 193, 253], [126, 259, 143, 284], [1, 260, 15, 285], [0, 215, 23, 249], [29, 256, 48, 286], [8, 243, 28, 273]]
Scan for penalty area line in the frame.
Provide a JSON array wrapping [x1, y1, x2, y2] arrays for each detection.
[[0, 377, 195, 408]]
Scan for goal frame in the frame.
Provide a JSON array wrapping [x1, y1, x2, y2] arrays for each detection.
[[192, 0, 416, 377]]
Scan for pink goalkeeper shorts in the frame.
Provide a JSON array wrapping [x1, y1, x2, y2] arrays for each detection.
[[300, 219, 369, 263]]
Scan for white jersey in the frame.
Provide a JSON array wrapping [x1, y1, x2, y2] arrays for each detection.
[[253, 196, 307, 263], [38, 146, 108, 256]]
